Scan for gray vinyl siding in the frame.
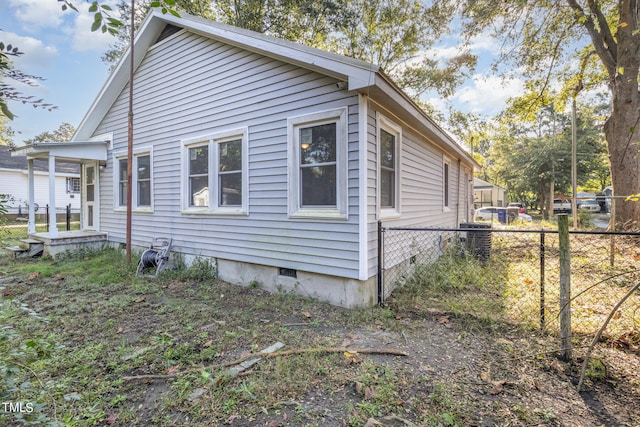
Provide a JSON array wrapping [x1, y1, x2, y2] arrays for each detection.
[[365, 104, 473, 277], [93, 30, 362, 279]]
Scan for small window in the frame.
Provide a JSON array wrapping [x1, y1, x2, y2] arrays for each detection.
[[377, 114, 401, 217], [137, 155, 151, 207], [380, 129, 396, 208], [66, 177, 80, 194], [287, 108, 348, 219], [443, 157, 451, 210], [114, 148, 153, 211], [118, 158, 128, 206]]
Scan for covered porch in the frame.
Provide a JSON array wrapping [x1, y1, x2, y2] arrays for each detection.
[[10, 142, 109, 255]]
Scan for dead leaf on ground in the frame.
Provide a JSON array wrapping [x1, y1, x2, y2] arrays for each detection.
[[116, 327, 124, 334], [106, 413, 117, 425], [344, 350, 362, 364], [203, 340, 213, 348], [489, 380, 506, 395], [28, 272, 40, 280], [301, 311, 312, 318], [435, 315, 451, 328], [134, 296, 146, 303], [167, 365, 180, 375], [364, 386, 377, 400]]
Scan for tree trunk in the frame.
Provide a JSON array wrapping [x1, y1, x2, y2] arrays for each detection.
[[602, 1, 640, 230], [570, 0, 640, 230], [604, 101, 640, 230]]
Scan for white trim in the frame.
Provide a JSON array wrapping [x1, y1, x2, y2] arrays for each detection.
[[376, 112, 402, 219], [358, 95, 369, 280], [82, 162, 99, 231], [112, 146, 154, 213], [287, 107, 348, 220], [180, 127, 249, 215], [89, 132, 113, 145]]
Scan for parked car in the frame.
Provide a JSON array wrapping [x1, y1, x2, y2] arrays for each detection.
[[553, 199, 572, 213], [475, 207, 531, 223], [508, 202, 527, 214], [475, 207, 499, 221], [518, 213, 533, 222], [578, 199, 601, 213]]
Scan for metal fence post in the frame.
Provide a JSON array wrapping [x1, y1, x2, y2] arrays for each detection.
[[539, 229, 545, 331], [558, 214, 572, 361], [377, 220, 384, 306]]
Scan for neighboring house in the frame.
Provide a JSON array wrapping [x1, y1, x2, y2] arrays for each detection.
[[473, 177, 506, 208], [17, 11, 477, 307], [0, 146, 80, 216]]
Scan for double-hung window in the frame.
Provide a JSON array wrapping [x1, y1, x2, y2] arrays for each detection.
[[114, 148, 153, 212], [287, 108, 348, 219], [181, 128, 248, 214], [377, 114, 401, 217], [443, 156, 451, 210]]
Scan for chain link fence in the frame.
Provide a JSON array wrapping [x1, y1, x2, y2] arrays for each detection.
[[380, 223, 640, 344]]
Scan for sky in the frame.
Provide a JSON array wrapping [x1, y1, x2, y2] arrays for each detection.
[[1, 0, 524, 146]]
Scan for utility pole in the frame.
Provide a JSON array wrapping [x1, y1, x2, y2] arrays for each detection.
[[571, 97, 578, 229], [126, 0, 135, 265]]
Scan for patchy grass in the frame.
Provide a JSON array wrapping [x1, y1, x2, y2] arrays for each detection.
[[1, 248, 639, 426]]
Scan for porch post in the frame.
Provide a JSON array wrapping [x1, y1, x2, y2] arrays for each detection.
[[27, 159, 36, 234], [48, 155, 59, 237]]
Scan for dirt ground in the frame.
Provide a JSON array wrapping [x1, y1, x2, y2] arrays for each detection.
[[1, 254, 639, 426]]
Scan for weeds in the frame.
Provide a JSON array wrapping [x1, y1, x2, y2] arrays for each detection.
[[1, 247, 638, 426]]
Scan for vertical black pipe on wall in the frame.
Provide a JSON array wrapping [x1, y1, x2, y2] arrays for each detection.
[[377, 221, 384, 305], [66, 204, 71, 231], [45, 204, 49, 232]]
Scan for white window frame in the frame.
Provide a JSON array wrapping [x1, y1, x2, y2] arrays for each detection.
[[66, 177, 80, 194], [113, 146, 154, 213], [287, 107, 348, 220], [377, 113, 402, 219], [443, 155, 451, 211], [180, 128, 249, 215]]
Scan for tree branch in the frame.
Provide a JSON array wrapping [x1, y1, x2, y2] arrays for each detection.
[[123, 347, 409, 381], [566, 0, 617, 76]]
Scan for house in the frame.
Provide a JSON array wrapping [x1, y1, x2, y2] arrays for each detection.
[[0, 146, 80, 217], [14, 11, 477, 307], [473, 177, 506, 209]]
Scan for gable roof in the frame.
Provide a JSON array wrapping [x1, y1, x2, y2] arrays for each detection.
[[74, 10, 476, 167], [0, 146, 79, 175]]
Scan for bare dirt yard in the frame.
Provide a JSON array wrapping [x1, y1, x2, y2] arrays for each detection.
[[1, 248, 639, 426]]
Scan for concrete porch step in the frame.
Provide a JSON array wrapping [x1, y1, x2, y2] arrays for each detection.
[[4, 245, 28, 259], [19, 239, 44, 257]]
